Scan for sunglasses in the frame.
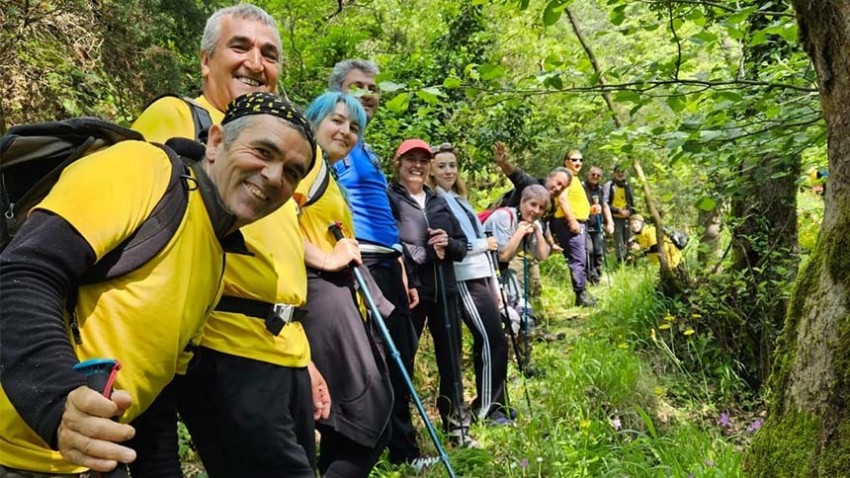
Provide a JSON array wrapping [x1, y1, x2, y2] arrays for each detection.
[[431, 142, 455, 154], [590, 173, 602, 177]]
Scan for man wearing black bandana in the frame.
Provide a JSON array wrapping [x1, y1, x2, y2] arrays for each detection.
[[0, 92, 314, 476]]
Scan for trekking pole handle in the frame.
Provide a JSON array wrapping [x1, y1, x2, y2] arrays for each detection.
[[72, 358, 129, 478], [329, 221, 345, 242]]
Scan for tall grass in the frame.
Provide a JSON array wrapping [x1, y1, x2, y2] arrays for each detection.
[[372, 261, 746, 477]]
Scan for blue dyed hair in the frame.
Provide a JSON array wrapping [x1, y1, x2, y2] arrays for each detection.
[[305, 91, 367, 142]]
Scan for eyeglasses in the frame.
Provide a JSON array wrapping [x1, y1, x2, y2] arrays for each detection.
[[569, 157, 583, 163], [590, 173, 602, 177], [432, 142, 455, 154]]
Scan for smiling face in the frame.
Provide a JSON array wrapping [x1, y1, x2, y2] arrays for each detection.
[[201, 15, 281, 112], [431, 151, 458, 191], [397, 150, 432, 193], [314, 102, 361, 163], [545, 171, 570, 197], [340, 68, 380, 120], [204, 115, 312, 229], [520, 196, 547, 222], [565, 153, 583, 175]]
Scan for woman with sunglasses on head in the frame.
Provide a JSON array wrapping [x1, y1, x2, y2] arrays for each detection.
[[299, 91, 393, 477], [387, 139, 477, 447], [429, 143, 513, 425]]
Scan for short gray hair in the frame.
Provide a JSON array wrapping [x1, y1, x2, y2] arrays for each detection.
[[328, 59, 379, 91], [521, 184, 550, 203], [547, 167, 572, 181], [201, 4, 281, 60]]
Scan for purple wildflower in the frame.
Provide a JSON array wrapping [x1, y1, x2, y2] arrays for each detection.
[[717, 411, 731, 428], [610, 416, 622, 430], [704, 459, 715, 467], [688, 474, 695, 478], [747, 418, 764, 433], [520, 458, 529, 468]]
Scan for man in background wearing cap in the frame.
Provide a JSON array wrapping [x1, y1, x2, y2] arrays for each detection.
[[329, 59, 426, 466], [0, 92, 314, 476], [131, 7, 329, 476], [603, 164, 636, 264]]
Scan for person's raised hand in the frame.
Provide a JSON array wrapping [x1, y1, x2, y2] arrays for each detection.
[[58, 386, 136, 471]]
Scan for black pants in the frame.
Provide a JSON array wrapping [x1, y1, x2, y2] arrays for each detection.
[[410, 295, 468, 429], [456, 277, 509, 419], [317, 421, 390, 478], [586, 229, 604, 284], [178, 348, 316, 478], [362, 253, 421, 463], [128, 349, 316, 478]]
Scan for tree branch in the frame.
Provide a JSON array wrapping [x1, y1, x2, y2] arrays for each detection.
[[668, 1, 682, 80], [564, 6, 622, 128], [635, 0, 795, 18], [327, 0, 344, 21]]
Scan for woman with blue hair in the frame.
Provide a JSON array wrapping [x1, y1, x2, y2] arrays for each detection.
[[298, 91, 393, 477]]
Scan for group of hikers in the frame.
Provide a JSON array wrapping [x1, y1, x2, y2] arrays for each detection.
[[0, 4, 681, 478]]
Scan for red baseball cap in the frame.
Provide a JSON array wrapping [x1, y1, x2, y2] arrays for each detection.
[[395, 139, 433, 159]]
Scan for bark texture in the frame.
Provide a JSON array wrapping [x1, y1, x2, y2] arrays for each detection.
[[745, 1, 850, 476]]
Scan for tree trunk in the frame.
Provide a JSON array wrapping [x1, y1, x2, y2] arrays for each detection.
[[745, 1, 850, 476]]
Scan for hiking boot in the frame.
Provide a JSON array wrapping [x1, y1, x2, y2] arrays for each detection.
[[409, 456, 441, 473], [486, 409, 515, 426], [447, 427, 481, 448], [575, 290, 598, 307]]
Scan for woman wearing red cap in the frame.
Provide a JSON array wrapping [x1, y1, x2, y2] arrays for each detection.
[[387, 139, 477, 447]]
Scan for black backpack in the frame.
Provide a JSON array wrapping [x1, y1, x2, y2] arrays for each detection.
[[664, 227, 689, 250], [0, 117, 192, 282]]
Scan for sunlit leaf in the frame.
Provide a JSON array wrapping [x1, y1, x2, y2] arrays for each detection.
[[385, 92, 409, 113], [696, 197, 717, 211], [442, 76, 462, 89], [379, 81, 406, 93], [610, 4, 626, 26], [479, 63, 504, 81], [666, 95, 685, 112], [543, 0, 565, 26]]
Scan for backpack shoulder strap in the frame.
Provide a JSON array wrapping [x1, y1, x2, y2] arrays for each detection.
[[145, 93, 212, 142], [300, 158, 330, 209], [81, 144, 191, 283]]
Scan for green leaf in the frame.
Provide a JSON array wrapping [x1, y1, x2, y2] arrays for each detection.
[[614, 90, 641, 103], [378, 81, 406, 93], [479, 63, 504, 81], [610, 5, 626, 26], [690, 31, 717, 44], [518, 0, 530, 10], [682, 141, 702, 153], [716, 91, 743, 102], [543, 0, 565, 26], [442, 76, 462, 89], [696, 196, 717, 211], [543, 74, 563, 90], [415, 87, 441, 105], [544, 54, 562, 71], [385, 92, 409, 113], [666, 96, 685, 112]]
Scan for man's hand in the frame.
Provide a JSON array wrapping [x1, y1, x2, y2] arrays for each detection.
[[606, 224, 614, 236], [551, 242, 564, 253], [308, 362, 331, 420], [568, 219, 581, 235], [493, 142, 508, 165], [57, 386, 136, 471]]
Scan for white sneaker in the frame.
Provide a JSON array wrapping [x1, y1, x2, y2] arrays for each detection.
[[409, 456, 441, 473]]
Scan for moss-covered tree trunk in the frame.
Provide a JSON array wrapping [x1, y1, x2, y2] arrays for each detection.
[[746, 1, 850, 476]]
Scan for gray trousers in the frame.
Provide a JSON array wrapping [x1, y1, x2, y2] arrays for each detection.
[[613, 217, 632, 263]]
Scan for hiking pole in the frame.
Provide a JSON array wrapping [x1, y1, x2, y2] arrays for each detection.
[[435, 257, 469, 446], [484, 232, 532, 414], [328, 223, 456, 478], [521, 236, 532, 375], [598, 214, 612, 288], [73, 358, 129, 478]]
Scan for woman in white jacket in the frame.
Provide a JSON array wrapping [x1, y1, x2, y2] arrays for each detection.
[[429, 142, 513, 425]]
